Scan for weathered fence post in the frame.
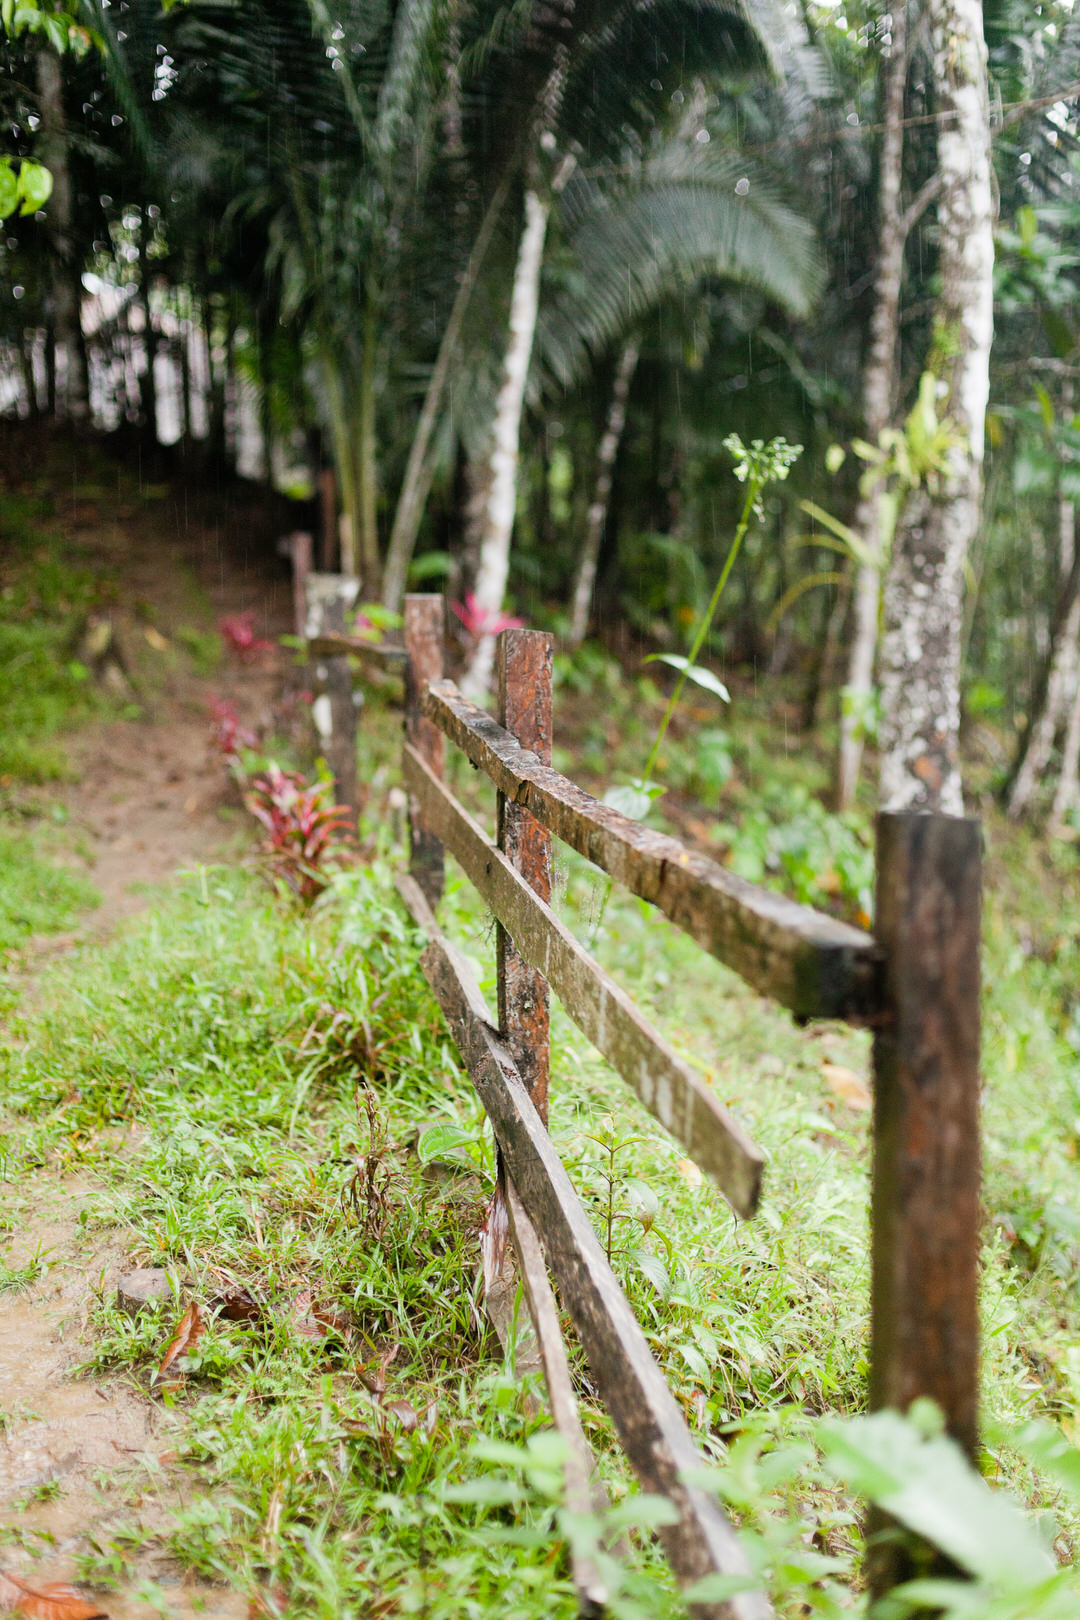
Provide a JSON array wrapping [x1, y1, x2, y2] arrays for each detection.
[[304, 572, 360, 816], [288, 531, 312, 638], [496, 628, 553, 1116], [404, 594, 445, 907], [484, 630, 552, 1364], [869, 811, 982, 1595]]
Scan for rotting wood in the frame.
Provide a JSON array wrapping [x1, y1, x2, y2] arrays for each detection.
[[497, 628, 553, 1113], [307, 632, 407, 668], [289, 531, 312, 638], [505, 1179, 610, 1616], [403, 742, 763, 1217], [869, 812, 981, 1598], [486, 631, 554, 1358], [404, 596, 445, 907], [395, 872, 770, 1620], [421, 680, 880, 1022]]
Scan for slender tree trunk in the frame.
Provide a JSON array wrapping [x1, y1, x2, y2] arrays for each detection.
[[878, 0, 994, 816], [836, 3, 908, 810], [459, 189, 551, 699], [382, 177, 510, 612], [358, 290, 381, 593], [36, 50, 88, 423], [1008, 491, 1080, 818], [137, 213, 158, 441], [1051, 642, 1080, 832], [568, 339, 639, 646]]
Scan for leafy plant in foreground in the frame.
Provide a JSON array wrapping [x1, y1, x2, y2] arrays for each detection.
[[606, 435, 802, 823]]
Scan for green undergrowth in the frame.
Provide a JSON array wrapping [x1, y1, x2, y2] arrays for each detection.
[[0, 495, 107, 784], [1, 834, 1079, 1614], [0, 825, 100, 954]]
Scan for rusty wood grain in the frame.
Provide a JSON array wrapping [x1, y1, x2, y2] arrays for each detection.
[[404, 596, 445, 906], [395, 872, 770, 1620], [497, 629, 553, 1118], [421, 680, 880, 1022], [403, 743, 762, 1216], [505, 1179, 611, 1615], [869, 813, 982, 1598]]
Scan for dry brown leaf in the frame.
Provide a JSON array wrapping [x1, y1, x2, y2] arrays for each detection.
[[213, 1285, 263, 1324], [143, 626, 168, 652], [0, 1571, 108, 1620], [822, 1061, 871, 1111], [151, 1300, 204, 1391], [382, 1399, 419, 1432], [675, 1157, 703, 1190]]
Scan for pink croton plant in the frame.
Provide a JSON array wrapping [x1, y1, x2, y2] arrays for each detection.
[[450, 592, 524, 637]]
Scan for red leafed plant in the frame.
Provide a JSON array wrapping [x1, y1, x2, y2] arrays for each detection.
[[219, 610, 274, 660], [243, 765, 353, 904], [450, 592, 524, 638], [209, 697, 257, 761]]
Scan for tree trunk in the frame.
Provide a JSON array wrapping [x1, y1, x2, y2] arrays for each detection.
[[1051, 642, 1080, 833], [836, 4, 908, 810], [877, 0, 994, 816], [1008, 492, 1080, 819], [137, 213, 158, 441], [358, 289, 381, 594], [568, 339, 639, 646], [36, 50, 88, 423], [460, 187, 551, 700], [382, 176, 510, 613]]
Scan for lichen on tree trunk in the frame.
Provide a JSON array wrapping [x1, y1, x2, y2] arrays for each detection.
[[878, 0, 994, 816]]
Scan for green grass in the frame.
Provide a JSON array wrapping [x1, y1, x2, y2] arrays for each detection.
[[2, 830, 1078, 1614], [2, 536, 1080, 1615], [0, 827, 100, 953]]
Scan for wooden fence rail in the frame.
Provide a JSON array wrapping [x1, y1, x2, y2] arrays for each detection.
[[296, 576, 982, 1617]]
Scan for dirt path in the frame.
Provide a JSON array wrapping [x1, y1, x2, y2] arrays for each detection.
[[1, 462, 297, 1615]]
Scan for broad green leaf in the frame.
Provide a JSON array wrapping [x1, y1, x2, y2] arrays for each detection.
[[819, 1411, 1053, 1590], [645, 653, 729, 701], [0, 159, 18, 219], [603, 780, 665, 821], [18, 158, 52, 214], [416, 1121, 477, 1166]]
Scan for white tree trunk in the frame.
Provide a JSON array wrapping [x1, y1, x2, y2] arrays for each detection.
[[567, 339, 639, 647], [460, 188, 550, 701], [836, 2, 907, 811], [878, 0, 994, 816], [1008, 491, 1079, 819]]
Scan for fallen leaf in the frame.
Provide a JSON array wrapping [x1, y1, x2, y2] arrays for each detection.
[[675, 1158, 703, 1190], [822, 1061, 871, 1111], [151, 1301, 204, 1391], [213, 1285, 263, 1324], [143, 626, 168, 652], [0, 1571, 108, 1619]]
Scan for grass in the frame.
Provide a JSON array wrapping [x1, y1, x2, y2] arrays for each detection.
[[2, 516, 1080, 1612]]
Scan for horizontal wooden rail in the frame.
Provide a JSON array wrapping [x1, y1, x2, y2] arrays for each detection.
[[307, 633, 408, 667], [421, 680, 880, 1023], [403, 743, 763, 1216], [396, 873, 770, 1620]]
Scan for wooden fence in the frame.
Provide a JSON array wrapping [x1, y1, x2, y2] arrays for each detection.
[[300, 583, 982, 1620]]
